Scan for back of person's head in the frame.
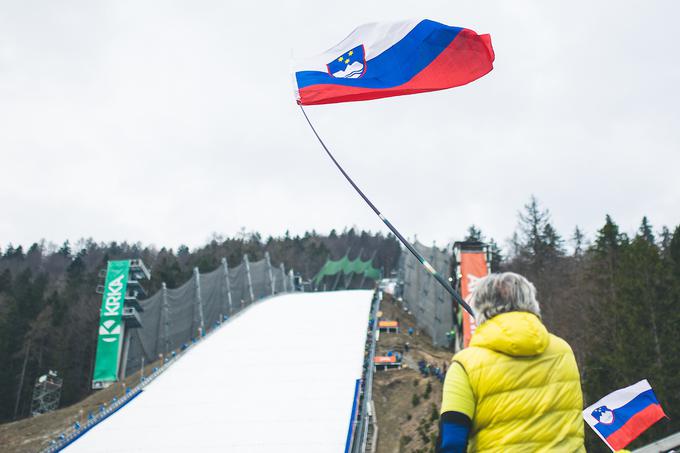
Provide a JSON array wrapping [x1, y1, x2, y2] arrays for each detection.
[[470, 272, 541, 325]]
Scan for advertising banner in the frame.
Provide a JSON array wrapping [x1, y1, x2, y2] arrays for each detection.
[[374, 356, 397, 364], [460, 251, 488, 348], [92, 260, 130, 387]]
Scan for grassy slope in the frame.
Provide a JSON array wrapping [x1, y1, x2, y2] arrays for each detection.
[[0, 361, 160, 453]]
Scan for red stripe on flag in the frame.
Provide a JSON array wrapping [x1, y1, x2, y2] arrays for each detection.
[[298, 29, 494, 105], [606, 404, 667, 450]]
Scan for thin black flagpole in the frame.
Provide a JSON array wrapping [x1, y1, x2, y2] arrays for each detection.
[[299, 104, 474, 316]]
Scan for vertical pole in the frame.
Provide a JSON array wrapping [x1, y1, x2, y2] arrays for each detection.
[[280, 263, 287, 292], [154, 289, 163, 359], [265, 252, 275, 295], [221, 258, 233, 316], [162, 283, 169, 355], [288, 269, 295, 292], [431, 242, 440, 346], [244, 254, 255, 304], [194, 267, 205, 336], [13, 340, 30, 419], [332, 269, 342, 291]]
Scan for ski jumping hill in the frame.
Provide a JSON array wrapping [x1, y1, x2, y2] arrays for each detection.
[[66, 290, 373, 453]]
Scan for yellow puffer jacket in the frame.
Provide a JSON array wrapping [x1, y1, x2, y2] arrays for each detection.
[[453, 312, 585, 452]]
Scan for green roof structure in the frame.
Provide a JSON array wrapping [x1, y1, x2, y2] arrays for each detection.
[[313, 251, 381, 289]]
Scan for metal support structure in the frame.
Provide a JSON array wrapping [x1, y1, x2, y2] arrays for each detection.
[[30, 371, 62, 417], [331, 270, 343, 291], [193, 267, 205, 335], [162, 283, 169, 355], [350, 290, 380, 453], [430, 242, 440, 326], [221, 258, 233, 315], [265, 252, 275, 295], [119, 325, 132, 379], [280, 263, 287, 292], [244, 254, 255, 303]]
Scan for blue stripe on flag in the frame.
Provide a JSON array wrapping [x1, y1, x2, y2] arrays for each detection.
[[296, 20, 462, 90], [595, 389, 659, 438]]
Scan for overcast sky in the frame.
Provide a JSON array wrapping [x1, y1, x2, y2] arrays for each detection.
[[1, 1, 678, 252]]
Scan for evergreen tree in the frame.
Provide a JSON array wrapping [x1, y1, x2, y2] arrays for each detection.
[[464, 225, 485, 242], [572, 226, 586, 257], [57, 240, 71, 258], [638, 216, 655, 244]]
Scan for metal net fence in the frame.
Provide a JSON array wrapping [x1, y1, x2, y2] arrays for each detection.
[[401, 241, 454, 347], [126, 253, 294, 373]]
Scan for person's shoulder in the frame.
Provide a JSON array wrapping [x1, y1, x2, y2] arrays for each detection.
[[452, 345, 496, 368], [546, 332, 576, 355]]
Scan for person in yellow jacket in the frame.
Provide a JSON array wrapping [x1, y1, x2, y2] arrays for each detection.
[[437, 272, 585, 452]]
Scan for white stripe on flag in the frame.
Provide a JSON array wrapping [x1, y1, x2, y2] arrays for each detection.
[[293, 19, 422, 73], [583, 379, 652, 426]]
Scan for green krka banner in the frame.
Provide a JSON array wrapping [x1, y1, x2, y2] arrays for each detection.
[[92, 260, 130, 387]]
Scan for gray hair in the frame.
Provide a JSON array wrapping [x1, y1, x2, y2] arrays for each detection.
[[469, 272, 541, 325]]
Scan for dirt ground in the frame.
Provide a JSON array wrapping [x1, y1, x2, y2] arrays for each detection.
[[0, 360, 161, 453], [373, 294, 454, 453]]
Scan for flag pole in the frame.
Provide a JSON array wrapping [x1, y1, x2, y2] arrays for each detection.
[[299, 105, 474, 316]]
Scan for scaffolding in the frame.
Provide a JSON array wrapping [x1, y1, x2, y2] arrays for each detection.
[[30, 370, 62, 417]]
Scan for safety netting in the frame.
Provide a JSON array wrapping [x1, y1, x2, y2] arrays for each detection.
[[126, 254, 294, 373], [401, 241, 453, 347]]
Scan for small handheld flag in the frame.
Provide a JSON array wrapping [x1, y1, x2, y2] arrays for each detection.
[[583, 379, 667, 451], [294, 19, 494, 105]]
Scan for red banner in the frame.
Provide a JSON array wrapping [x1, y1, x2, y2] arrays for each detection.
[[374, 356, 397, 364], [460, 251, 488, 348]]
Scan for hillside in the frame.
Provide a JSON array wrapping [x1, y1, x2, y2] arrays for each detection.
[[0, 362, 159, 452], [372, 294, 452, 453]]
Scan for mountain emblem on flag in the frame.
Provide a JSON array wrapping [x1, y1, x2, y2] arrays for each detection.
[[592, 406, 615, 425], [327, 44, 366, 79]]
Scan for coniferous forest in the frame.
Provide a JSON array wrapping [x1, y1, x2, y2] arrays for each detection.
[[498, 197, 680, 450], [1, 197, 679, 451], [0, 229, 401, 423]]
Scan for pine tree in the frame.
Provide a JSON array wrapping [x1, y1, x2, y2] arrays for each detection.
[[638, 216, 655, 244], [464, 225, 485, 242], [572, 226, 586, 257], [488, 239, 503, 272], [57, 240, 71, 258]]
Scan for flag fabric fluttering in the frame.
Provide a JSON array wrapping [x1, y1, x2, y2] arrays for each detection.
[[292, 19, 492, 316], [583, 379, 667, 451], [293, 19, 494, 105]]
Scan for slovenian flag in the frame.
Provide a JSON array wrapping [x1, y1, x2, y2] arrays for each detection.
[[583, 379, 667, 451], [293, 19, 494, 105]]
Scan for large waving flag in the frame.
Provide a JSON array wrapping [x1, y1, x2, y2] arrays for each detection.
[[583, 379, 667, 451], [293, 19, 494, 105]]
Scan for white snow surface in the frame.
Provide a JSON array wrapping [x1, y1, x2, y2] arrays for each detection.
[[67, 290, 372, 453]]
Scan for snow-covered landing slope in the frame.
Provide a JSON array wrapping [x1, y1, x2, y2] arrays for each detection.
[[67, 290, 373, 453]]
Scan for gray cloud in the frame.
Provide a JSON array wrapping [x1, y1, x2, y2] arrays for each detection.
[[1, 1, 678, 250]]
